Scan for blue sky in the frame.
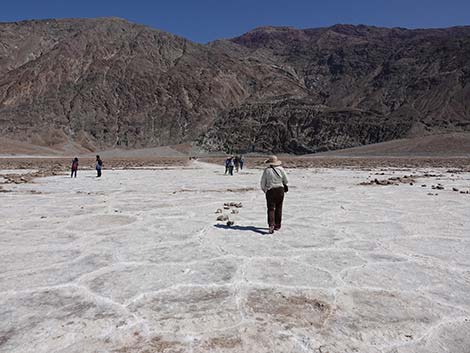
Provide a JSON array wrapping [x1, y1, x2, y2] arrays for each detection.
[[1, 0, 469, 43]]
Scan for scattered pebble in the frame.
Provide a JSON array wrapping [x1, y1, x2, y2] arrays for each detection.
[[224, 202, 243, 208], [360, 175, 415, 186], [216, 201, 243, 225]]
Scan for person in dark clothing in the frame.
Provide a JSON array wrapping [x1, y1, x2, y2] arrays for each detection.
[[224, 158, 230, 175], [225, 157, 234, 176], [71, 157, 79, 178], [266, 188, 284, 233], [234, 156, 240, 172], [228, 157, 234, 175], [239, 156, 244, 170], [260, 156, 289, 234], [96, 155, 103, 177]]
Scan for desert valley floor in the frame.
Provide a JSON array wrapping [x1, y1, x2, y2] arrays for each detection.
[[1, 161, 470, 353]]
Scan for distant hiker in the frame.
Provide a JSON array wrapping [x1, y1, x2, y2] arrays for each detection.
[[234, 156, 240, 172], [228, 157, 235, 175], [224, 158, 230, 175], [239, 156, 244, 170], [71, 157, 79, 178], [260, 155, 288, 234], [96, 155, 103, 177], [225, 157, 234, 176]]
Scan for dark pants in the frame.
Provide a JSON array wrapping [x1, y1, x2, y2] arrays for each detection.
[[71, 170, 77, 178], [96, 168, 102, 177], [228, 166, 234, 175], [266, 187, 284, 228]]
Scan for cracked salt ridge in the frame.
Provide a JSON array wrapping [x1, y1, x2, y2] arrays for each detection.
[[1, 162, 470, 353]]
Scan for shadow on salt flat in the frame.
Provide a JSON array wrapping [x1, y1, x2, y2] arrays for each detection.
[[214, 224, 269, 235]]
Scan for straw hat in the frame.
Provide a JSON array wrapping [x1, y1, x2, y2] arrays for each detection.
[[265, 155, 282, 166]]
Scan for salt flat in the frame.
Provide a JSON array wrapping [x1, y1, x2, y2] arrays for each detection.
[[1, 162, 469, 353]]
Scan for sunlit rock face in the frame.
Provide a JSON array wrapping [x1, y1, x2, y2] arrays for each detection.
[[1, 19, 470, 153], [1, 162, 469, 352]]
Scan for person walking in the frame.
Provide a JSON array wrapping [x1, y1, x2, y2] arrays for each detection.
[[224, 157, 230, 175], [234, 156, 240, 172], [260, 155, 288, 234], [96, 155, 103, 177], [239, 155, 244, 170], [225, 157, 234, 176], [70, 157, 79, 178]]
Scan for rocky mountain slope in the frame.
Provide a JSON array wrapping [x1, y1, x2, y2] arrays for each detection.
[[1, 18, 469, 153], [314, 132, 470, 157], [204, 25, 470, 153]]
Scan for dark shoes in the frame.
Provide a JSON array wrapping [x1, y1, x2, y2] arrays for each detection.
[[268, 225, 281, 234]]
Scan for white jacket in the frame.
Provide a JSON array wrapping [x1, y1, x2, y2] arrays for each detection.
[[260, 166, 288, 193]]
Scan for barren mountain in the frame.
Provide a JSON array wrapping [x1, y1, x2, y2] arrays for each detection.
[[0, 18, 305, 151], [1, 18, 469, 154], [314, 132, 470, 157]]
